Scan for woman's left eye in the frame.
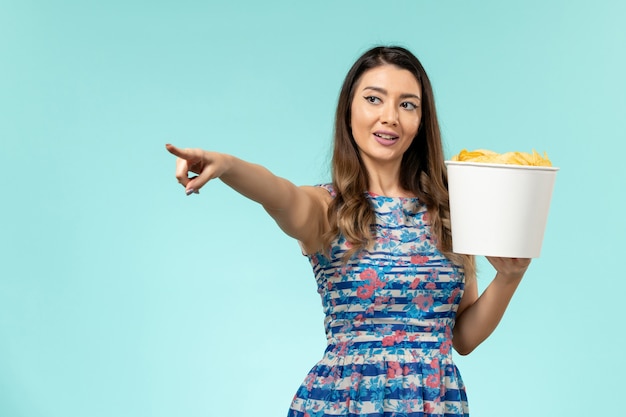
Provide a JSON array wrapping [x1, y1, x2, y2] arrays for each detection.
[[401, 102, 418, 110]]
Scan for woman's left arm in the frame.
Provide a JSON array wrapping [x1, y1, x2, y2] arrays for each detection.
[[452, 257, 531, 355]]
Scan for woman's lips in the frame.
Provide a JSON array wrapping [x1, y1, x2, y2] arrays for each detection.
[[374, 131, 399, 146]]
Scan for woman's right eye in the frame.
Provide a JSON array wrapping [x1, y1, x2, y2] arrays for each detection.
[[364, 96, 381, 104]]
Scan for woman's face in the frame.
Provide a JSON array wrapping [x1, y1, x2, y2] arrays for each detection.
[[350, 64, 422, 172]]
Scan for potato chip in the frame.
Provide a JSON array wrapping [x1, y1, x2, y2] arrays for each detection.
[[451, 149, 552, 167]]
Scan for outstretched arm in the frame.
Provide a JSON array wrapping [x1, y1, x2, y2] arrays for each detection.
[[165, 144, 331, 252], [452, 257, 531, 355]]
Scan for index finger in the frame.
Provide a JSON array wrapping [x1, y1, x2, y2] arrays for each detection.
[[166, 143, 206, 162], [165, 143, 196, 160]]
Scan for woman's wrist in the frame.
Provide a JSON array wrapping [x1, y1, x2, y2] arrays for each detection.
[[493, 271, 525, 285]]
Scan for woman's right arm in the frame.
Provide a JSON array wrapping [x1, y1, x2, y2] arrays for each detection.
[[165, 144, 331, 252]]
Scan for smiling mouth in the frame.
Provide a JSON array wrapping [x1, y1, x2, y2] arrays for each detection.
[[374, 133, 399, 140]]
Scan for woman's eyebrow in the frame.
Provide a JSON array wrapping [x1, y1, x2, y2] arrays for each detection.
[[362, 86, 421, 101]]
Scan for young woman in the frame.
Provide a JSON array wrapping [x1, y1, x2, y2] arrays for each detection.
[[166, 46, 530, 417]]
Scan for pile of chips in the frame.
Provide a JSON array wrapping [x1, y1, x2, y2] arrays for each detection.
[[451, 149, 552, 167]]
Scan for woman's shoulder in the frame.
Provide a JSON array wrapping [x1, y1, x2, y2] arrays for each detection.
[[318, 183, 336, 197], [298, 184, 335, 208], [303, 183, 336, 198]]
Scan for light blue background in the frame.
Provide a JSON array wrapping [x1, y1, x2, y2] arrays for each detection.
[[1, 1, 625, 416]]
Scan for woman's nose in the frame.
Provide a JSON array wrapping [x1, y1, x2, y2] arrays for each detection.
[[380, 104, 398, 125]]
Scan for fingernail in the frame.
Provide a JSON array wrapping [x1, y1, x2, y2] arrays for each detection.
[[186, 188, 195, 196]]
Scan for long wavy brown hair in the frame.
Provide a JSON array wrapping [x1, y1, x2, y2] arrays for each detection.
[[323, 46, 475, 281]]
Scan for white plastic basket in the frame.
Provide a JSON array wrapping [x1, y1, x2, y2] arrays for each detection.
[[445, 161, 559, 258]]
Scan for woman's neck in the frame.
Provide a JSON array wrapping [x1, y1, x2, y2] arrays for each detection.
[[365, 166, 414, 198]]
